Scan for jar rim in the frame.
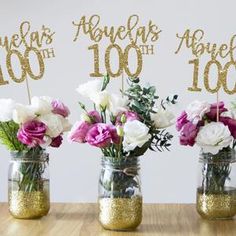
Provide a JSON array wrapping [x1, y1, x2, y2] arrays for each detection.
[[10, 149, 49, 162], [101, 156, 140, 168], [199, 148, 236, 163]]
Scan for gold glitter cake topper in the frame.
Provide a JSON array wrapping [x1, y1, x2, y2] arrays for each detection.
[[175, 29, 236, 95], [72, 14, 162, 78], [0, 21, 56, 90]]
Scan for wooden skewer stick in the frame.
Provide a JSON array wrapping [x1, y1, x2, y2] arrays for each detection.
[[216, 91, 219, 122], [121, 70, 124, 98], [25, 76, 32, 105]]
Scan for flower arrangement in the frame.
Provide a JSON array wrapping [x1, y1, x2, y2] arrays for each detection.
[[0, 96, 71, 191], [176, 100, 236, 155], [176, 100, 236, 193], [69, 76, 177, 200], [69, 76, 178, 158]]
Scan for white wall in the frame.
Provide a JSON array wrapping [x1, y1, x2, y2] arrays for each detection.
[[0, 0, 235, 203]]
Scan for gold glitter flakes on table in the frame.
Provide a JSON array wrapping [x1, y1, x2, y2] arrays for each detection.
[[99, 196, 142, 231], [9, 190, 50, 219], [196, 188, 236, 219]]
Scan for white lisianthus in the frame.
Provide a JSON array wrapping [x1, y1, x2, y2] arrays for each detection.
[[0, 99, 16, 122], [186, 100, 210, 123], [90, 90, 111, 110], [30, 96, 52, 115], [151, 107, 175, 128], [58, 115, 72, 132], [123, 120, 151, 152], [40, 136, 52, 149], [108, 94, 128, 115], [196, 122, 233, 155], [38, 113, 63, 138], [76, 80, 102, 99], [12, 104, 35, 124]]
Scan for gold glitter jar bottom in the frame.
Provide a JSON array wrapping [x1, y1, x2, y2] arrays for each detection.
[[196, 188, 236, 220], [99, 196, 142, 231], [9, 190, 50, 219]]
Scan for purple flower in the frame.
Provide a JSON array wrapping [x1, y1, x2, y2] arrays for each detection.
[[220, 117, 236, 139], [176, 111, 188, 131], [17, 120, 47, 147], [52, 100, 70, 118], [86, 123, 119, 148], [179, 122, 199, 146], [115, 111, 140, 126], [206, 101, 227, 121], [68, 121, 91, 143], [88, 110, 102, 123], [50, 135, 63, 148]]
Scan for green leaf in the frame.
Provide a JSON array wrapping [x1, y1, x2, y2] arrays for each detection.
[[0, 121, 26, 151]]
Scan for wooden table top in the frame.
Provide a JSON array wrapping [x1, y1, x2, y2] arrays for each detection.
[[0, 203, 235, 236]]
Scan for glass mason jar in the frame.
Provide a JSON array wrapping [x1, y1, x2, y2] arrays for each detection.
[[196, 148, 236, 220], [8, 149, 50, 219], [98, 156, 142, 231]]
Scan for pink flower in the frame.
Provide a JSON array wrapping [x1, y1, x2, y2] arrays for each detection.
[[88, 110, 102, 123], [176, 111, 188, 131], [206, 102, 227, 121], [52, 100, 70, 117], [179, 122, 199, 146], [50, 135, 63, 148], [86, 123, 119, 148], [115, 111, 139, 126], [68, 121, 91, 143], [17, 120, 47, 147], [220, 117, 236, 139]]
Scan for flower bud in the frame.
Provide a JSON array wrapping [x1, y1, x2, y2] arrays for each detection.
[[120, 114, 126, 124], [116, 126, 124, 137], [80, 113, 91, 123]]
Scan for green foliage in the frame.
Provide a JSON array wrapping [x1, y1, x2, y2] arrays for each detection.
[[124, 77, 177, 154], [0, 121, 26, 151]]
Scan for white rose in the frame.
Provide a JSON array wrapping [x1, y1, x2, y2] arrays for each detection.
[[0, 99, 16, 122], [38, 113, 63, 138], [108, 94, 128, 115], [30, 96, 52, 115], [186, 100, 210, 123], [196, 122, 233, 155], [123, 120, 151, 152], [76, 80, 102, 99], [90, 90, 111, 109], [12, 104, 35, 124], [151, 107, 175, 128]]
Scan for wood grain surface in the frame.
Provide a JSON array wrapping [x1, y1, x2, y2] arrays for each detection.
[[0, 203, 235, 236]]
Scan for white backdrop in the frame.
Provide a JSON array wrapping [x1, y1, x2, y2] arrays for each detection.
[[0, 0, 235, 203]]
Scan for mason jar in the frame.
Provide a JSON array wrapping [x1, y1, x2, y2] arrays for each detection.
[[196, 148, 236, 219], [8, 149, 50, 219], [98, 156, 142, 231]]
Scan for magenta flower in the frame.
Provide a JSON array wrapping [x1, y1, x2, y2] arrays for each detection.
[[220, 117, 236, 139], [176, 111, 188, 131], [88, 110, 102, 123], [50, 135, 63, 148], [86, 123, 119, 148], [179, 122, 199, 146], [17, 120, 47, 147], [116, 111, 139, 126], [68, 121, 91, 143], [52, 100, 70, 118], [206, 102, 227, 121]]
